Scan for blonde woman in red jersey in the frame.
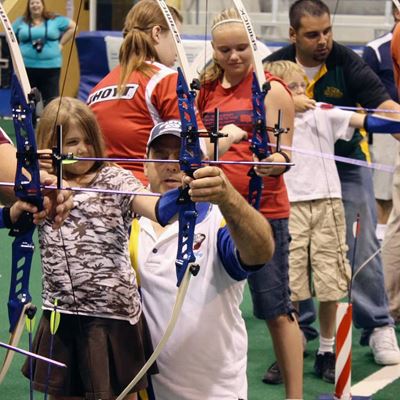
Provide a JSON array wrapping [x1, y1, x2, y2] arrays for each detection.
[[197, 8, 303, 400]]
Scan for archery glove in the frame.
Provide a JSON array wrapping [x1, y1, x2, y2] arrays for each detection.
[[1, 207, 34, 235]]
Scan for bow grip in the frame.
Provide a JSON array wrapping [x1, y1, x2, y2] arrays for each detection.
[[8, 228, 35, 332]]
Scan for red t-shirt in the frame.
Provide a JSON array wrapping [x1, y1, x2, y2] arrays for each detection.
[[198, 71, 290, 219], [0, 127, 12, 145], [89, 62, 204, 184], [88, 62, 180, 183]]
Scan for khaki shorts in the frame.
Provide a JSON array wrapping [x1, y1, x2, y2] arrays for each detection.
[[22, 311, 157, 400], [289, 198, 351, 302]]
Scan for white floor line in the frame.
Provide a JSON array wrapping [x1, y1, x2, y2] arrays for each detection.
[[351, 364, 400, 396]]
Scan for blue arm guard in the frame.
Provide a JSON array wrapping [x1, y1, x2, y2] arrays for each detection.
[[364, 114, 400, 134], [155, 187, 182, 227]]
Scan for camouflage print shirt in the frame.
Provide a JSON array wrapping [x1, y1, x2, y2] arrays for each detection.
[[39, 165, 144, 324]]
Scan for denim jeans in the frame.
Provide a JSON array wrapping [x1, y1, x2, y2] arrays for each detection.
[[299, 164, 393, 345], [247, 218, 294, 320]]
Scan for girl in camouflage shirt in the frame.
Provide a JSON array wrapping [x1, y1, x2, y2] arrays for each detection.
[[22, 97, 162, 400]]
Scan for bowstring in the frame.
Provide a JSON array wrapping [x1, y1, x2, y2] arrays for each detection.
[[201, 0, 208, 88], [46, 1, 98, 398], [331, 0, 340, 24], [310, 0, 358, 300]]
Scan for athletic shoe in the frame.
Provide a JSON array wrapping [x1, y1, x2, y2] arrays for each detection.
[[314, 351, 335, 384], [369, 326, 400, 365], [262, 361, 283, 384]]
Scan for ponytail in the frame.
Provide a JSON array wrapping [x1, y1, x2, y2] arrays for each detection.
[[118, 0, 182, 94]]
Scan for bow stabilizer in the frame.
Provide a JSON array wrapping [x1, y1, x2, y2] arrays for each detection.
[[393, 0, 400, 13]]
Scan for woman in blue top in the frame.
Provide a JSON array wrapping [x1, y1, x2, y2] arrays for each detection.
[[13, 0, 76, 105]]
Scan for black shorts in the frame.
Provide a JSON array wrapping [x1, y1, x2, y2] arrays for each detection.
[[22, 311, 157, 400]]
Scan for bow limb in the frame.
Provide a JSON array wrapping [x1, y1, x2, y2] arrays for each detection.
[[0, 5, 31, 102], [115, 266, 192, 400], [0, 3, 42, 383], [0, 304, 34, 384], [232, 0, 266, 88], [156, 0, 194, 85]]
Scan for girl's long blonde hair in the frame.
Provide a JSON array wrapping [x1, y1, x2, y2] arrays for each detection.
[[37, 97, 106, 175], [118, 0, 182, 93], [200, 8, 243, 84]]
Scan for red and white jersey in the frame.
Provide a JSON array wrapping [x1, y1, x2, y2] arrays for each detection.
[[0, 127, 13, 145], [89, 62, 204, 184]]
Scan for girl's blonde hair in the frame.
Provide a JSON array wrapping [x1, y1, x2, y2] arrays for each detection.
[[36, 97, 106, 175], [200, 8, 243, 83], [264, 60, 306, 82], [118, 0, 182, 92]]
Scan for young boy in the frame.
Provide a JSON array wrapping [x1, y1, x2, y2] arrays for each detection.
[[264, 60, 366, 383]]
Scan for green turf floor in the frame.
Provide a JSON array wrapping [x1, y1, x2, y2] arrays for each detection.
[[0, 228, 399, 399]]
